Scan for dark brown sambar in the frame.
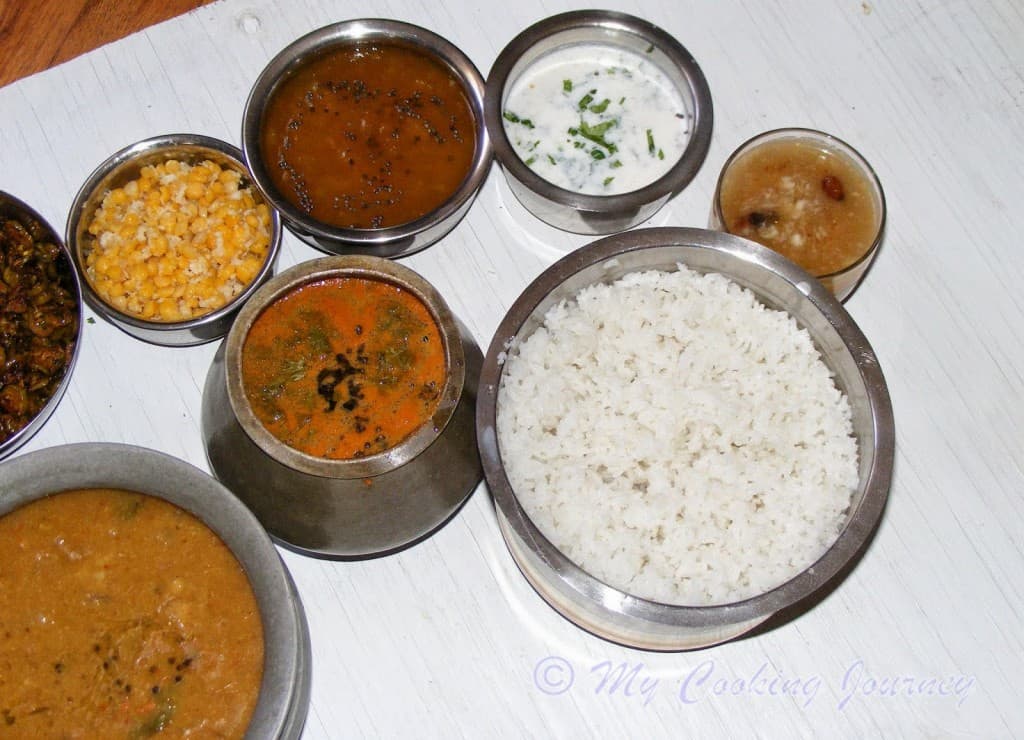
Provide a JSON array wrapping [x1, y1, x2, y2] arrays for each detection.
[[260, 41, 477, 230]]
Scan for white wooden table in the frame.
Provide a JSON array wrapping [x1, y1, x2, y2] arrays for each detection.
[[2, 0, 1020, 736]]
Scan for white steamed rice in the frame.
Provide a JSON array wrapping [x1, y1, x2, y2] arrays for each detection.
[[496, 266, 859, 605]]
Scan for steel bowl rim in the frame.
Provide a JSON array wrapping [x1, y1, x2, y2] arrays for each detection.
[[484, 9, 714, 212], [477, 226, 894, 633], [0, 190, 84, 460], [223, 254, 467, 479], [65, 133, 283, 337], [240, 18, 492, 250]]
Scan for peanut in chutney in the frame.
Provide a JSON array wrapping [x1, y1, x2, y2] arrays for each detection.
[[0, 488, 264, 737], [718, 138, 882, 276], [260, 42, 476, 230], [241, 276, 446, 460]]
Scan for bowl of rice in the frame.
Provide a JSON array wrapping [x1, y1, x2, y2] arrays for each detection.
[[476, 226, 893, 650]]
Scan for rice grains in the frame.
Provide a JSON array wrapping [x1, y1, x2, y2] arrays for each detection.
[[496, 266, 859, 605]]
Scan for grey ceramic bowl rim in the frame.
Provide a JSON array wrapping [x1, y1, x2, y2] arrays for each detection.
[[0, 442, 310, 737], [65, 133, 283, 340], [477, 226, 894, 638], [485, 10, 714, 211], [240, 19, 492, 251], [711, 126, 888, 283], [0, 191, 84, 460], [224, 255, 467, 479]]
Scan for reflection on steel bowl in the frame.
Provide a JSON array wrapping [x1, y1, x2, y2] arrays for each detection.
[[202, 256, 483, 558], [0, 443, 310, 737], [0, 191, 82, 460], [66, 134, 282, 346], [242, 20, 492, 258], [477, 227, 894, 650]]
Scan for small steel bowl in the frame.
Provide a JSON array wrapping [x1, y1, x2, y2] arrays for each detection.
[[0, 442, 311, 737], [485, 10, 713, 234], [477, 227, 894, 650], [710, 127, 887, 302], [241, 20, 492, 259], [0, 191, 83, 460], [66, 134, 283, 346], [201, 255, 483, 558]]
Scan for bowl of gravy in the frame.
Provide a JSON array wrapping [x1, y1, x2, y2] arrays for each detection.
[[711, 128, 886, 301], [241, 20, 491, 259]]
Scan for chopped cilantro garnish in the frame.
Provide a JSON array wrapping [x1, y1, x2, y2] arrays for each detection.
[[578, 119, 618, 154], [503, 110, 534, 129]]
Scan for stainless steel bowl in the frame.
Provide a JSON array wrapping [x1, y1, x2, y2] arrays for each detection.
[[0, 191, 83, 460], [476, 227, 894, 650], [241, 20, 492, 259], [201, 255, 483, 558], [66, 134, 283, 346], [0, 442, 311, 737], [485, 11, 713, 234]]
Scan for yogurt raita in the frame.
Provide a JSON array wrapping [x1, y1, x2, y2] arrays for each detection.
[[502, 43, 690, 195]]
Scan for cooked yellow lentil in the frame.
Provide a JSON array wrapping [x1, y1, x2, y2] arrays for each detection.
[[85, 159, 272, 322]]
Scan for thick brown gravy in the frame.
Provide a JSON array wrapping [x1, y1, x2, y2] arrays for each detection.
[[0, 488, 264, 737]]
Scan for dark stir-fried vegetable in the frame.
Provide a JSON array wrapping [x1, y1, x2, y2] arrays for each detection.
[[0, 214, 78, 443]]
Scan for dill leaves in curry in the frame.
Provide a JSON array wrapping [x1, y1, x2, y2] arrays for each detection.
[[241, 276, 446, 460], [260, 41, 477, 230]]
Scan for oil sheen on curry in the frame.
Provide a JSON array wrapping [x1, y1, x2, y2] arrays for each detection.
[[0, 488, 264, 737], [241, 276, 446, 459], [260, 41, 476, 229]]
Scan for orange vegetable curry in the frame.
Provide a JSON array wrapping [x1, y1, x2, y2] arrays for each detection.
[[260, 41, 477, 229], [241, 276, 447, 460], [0, 488, 264, 738]]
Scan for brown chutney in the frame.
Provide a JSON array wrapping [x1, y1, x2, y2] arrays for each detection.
[[260, 41, 477, 230]]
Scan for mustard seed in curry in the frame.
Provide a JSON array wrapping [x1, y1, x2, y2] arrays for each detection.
[[241, 276, 446, 460], [259, 42, 476, 229]]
